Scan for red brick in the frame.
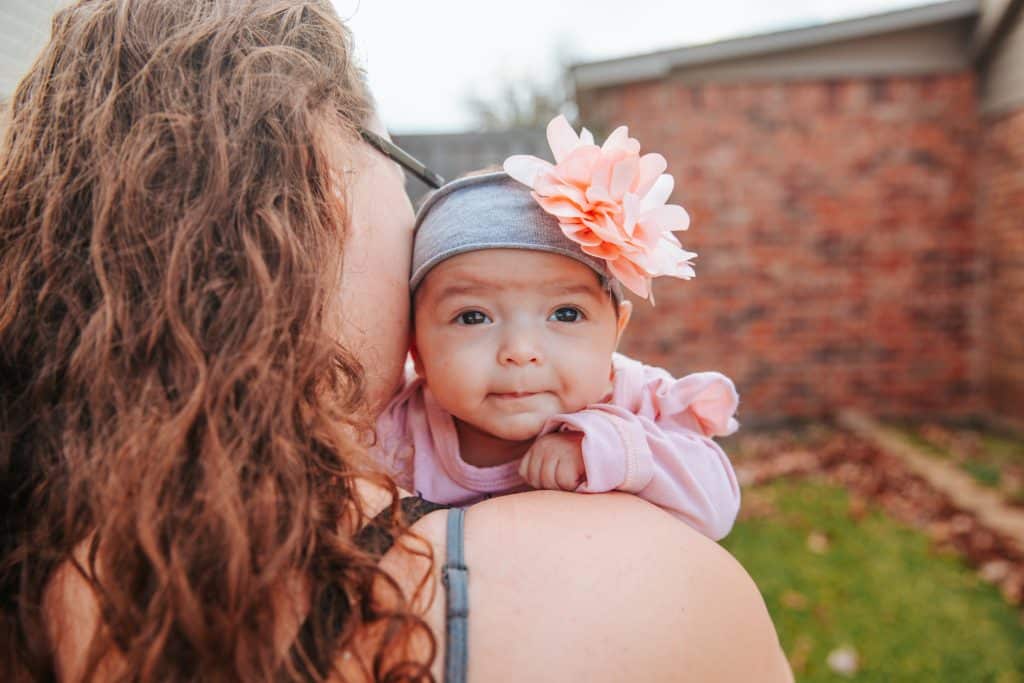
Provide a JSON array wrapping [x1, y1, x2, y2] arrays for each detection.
[[979, 107, 1024, 420], [579, 73, 990, 422]]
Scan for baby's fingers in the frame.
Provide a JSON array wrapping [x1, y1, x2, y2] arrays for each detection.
[[518, 450, 542, 489], [537, 452, 564, 490], [554, 456, 583, 491]]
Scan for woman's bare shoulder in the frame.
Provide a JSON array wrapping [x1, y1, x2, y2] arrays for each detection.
[[46, 491, 791, 682], [394, 491, 793, 682], [41, 545, 126, 682]]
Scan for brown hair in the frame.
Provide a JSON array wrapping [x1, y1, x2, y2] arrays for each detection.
[[0, 0, 433, 680]]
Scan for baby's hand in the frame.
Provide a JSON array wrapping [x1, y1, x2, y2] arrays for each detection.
[[519, 431, 585, 491]]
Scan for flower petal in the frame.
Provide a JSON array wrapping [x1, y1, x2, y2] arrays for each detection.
[[589, 154, 615, 194], [661, 231, 682, 247], [631, 216, 663, 252], [562, 223, 603, 247], [582, 211, 624, 242], [582, 241, 622, 259], [608, 257, 651, 299], [602, 126, 640, 155], [534, 194, 586, 219], [504, 155, 553, 189], [651, 240, 698, 278], [622, 193, 641, 237], [602, 125, 629, 153], [536, 175, 586, 206], [585, 183, 614, 206], [633, 153, 667, 197], [640, 204, 690, 233], [641, 174, 674, 211], [580, 127, 595, 146], [558, 145, 602, 186], [547, 115, 580, 164], [610, 156, 639, 199]]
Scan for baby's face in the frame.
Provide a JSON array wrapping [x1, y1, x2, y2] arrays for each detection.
[[413, 249, 628, 442]]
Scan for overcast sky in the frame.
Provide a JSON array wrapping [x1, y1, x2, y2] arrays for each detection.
[[333, 0, 937, 133]]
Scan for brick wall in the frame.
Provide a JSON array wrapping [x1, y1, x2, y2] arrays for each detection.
[[578, 74, 981, 422], [979, 106, 1024, 421]]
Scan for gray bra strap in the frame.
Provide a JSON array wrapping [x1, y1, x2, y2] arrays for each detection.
[[443, 507, 469, 683]]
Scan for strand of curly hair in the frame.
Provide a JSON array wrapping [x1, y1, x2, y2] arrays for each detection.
[[0, 1, 435, 680]]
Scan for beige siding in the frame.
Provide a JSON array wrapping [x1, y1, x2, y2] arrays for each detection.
[[980, 5, 1024, 113], [975, 0, 1016, 46], [0, 1, 63, 101]]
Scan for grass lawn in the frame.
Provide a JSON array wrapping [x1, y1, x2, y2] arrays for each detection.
[[722, 479, 1024, 682]]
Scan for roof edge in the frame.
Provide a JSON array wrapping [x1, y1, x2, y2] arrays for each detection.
[[572, 0, 980, 90]]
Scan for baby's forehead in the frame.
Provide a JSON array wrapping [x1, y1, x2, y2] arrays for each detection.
[[416, 249, 606, 302]]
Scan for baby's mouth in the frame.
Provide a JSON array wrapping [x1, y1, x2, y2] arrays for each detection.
[[490, 391, 543, 400]]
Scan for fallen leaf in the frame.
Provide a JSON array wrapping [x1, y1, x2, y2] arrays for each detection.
[[780, 590, 809, 610], [787, 634, 814, 675], [950, 514, 974, 535], [826, 645, 860, 677], [807, 531, 829, 554], [847, 495, 868, 521], [979, 560, 1010, 584], [1000, 569, 1024, 605]]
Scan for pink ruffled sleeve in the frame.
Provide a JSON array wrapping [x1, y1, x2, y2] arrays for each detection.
[[541, 354, 742, 540]]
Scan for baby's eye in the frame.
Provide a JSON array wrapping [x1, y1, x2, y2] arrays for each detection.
[[456, 310, 491, 325], [549, 306, 584, 323]]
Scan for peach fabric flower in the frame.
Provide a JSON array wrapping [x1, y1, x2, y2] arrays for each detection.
[[503, 114, 696, 301]]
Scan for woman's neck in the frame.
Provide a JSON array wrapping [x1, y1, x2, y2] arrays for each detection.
[[454, 419, 533, 468]]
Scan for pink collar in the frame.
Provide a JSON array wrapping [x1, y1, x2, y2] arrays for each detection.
[[422, 386, 525, 493]]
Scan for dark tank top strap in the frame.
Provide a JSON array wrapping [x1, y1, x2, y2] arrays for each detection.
[[292, 496, 449, 680], [352, 495, 449, 556], [443, 507, 469, 683], [353, 499, 469, 682]]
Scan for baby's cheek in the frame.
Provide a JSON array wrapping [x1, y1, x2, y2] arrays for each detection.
[[564, 359, 614, 410], [430, 362, 487, 416]]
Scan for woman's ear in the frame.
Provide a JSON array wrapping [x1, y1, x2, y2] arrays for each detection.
[[409, 342, 425, 377], [615, 300, 632, 348]]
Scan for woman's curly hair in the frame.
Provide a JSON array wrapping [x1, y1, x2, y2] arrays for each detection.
[[0, 1, 434, 679]]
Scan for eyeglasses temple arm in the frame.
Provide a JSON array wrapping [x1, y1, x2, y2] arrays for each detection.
[[359, 129, 446, 189]]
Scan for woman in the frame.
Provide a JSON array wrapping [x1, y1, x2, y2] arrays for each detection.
[[0, 1, 792, 680]]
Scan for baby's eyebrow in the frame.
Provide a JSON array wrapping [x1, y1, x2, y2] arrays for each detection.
[[539, 282, 604, 297], [427, 277, 603, 302], [431, 281, 499, 301]]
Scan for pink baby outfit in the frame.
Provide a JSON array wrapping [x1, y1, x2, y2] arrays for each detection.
[[373, 353, 742, 540]]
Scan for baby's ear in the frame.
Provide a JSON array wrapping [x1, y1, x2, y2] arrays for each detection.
[[615, 300, 633, 348], [409, 342, 425, 377]]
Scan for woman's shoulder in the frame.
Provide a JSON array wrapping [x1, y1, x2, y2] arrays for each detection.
[[391, 491, 793, 682], [45, 491, 791, 682]]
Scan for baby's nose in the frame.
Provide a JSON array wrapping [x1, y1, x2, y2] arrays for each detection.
[[498, 333, 543, 366]]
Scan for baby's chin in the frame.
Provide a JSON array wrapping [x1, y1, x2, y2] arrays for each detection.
[[477, 414, 551, 442]]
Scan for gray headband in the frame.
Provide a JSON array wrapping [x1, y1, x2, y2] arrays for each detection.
[[410, 172, 614, 292]]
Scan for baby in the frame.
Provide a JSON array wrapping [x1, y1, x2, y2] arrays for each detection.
[[374, 116, 741, 540]]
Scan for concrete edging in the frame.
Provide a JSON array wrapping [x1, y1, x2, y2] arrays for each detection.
[[837, 410, 1024, 555]]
